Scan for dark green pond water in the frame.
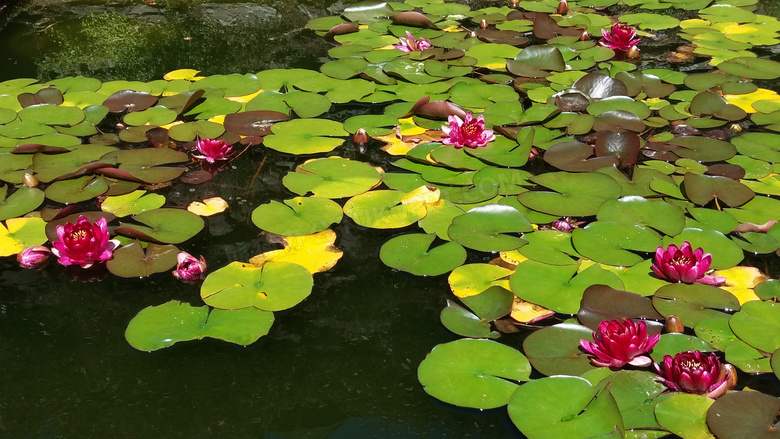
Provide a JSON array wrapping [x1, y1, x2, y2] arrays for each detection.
[[0, 1, 522, 437]]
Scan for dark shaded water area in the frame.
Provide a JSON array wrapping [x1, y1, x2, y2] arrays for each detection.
[[1, 1, 780, 438]]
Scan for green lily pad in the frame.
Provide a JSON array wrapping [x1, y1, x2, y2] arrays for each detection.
[[417, 338, 530, 409], [695, 317, 739, 351], [251, 197, 343, 236], [115, 208, 204, 244], [572, 221, 662, 267], [167, 120, 225, 142], [125, 301, 275, 351], [0, 217, 47, 257], [448, 263, 512, 298], [0, 186, 44, 221], [729, 301, 780, 353], [343, 190, 427, 229], [18, 104, 85, 126], [756, 279, 780, 301], [106, 241, 178, 278], [508, 376, 624, 439], [649, 333, 714, 362], [104, 148, 189, 184], [380, 233, 467, 276], [517, 171, 622, 217], [264, 118, 347, 155], [440, 300, 499, 339], [30, 144, 117, 183], [670, 136, 736, 162], [725, 339, 772, 374], [510, 261, 623, 314], [122, 106, 178, 126], [448, 204, 532, 252], [597, 196, 685, 236], [717, 57, 780, 80], [654, 394, 714, 439], [596, 371, 667, 430], [731, 132, 780, 162], [201, 261, 313, 311], [100, 190, 166, 217], [283, 157, 381, 198], [652, 283, 740, 328], [44, 175, 109, 204], [459, 285, 514, 322], [726, 196, 780, 225], [683, 173, 754, 207], [517, 230, 580, 266]]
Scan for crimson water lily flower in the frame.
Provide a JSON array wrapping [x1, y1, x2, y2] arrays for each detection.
[[51, 216, 119, 268], [193, 137, 235, 163], [652, 242, 726, 286], [599, 23, 641, 52], [655, 350, 730, 399], [173, 251, 207, 283], [441, 112, 495, 149], [17, 246, 52, 269], [394, 31, 432, 52], [551, 217, 586, 232], [580, 319, 660, 369]]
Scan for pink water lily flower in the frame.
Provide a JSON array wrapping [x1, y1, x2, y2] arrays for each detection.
[[173, 251, 207, 283], [52, 216, 119, 268], [655, 350, 731, 399], [599, 23, 641, 52], [17, 246, 52, 269], [441, 112, 495, 149], [652, 242, 726, 286], [394, 31, 432, 52], [580, 319, 660, 369], [193, 137, 235, 163]]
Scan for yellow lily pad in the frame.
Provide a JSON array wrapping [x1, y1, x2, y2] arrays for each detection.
[[509, 297, 555, 324], [724, 88, 780, 113], [0, 217, 48, 257], [249, 229, 343, 274], [448, 263, 513, 298], [713, 265, 769, 304], [163, 69, 205, 81], [187, 197, 229, 217]]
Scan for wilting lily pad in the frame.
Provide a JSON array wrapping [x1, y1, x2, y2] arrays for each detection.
[[115, 208, 204, 244], [508, 376, 624, 439], [448, 204, 532, 252], [201, 261, 313, 311], [511, 261, 623, 314], [380, 233, 466, 276], [106, 241, 178, 278], [125, 301, 275, 351], [251, 197, 343, 236], [417, 338, 530, 409], [652, 283, 740, 328]]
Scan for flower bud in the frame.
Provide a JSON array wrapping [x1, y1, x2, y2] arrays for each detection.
[[173, 251, 207, 283], [720, 363, 738, 390], [17, 246, 52, 269], [627, 46, 640, 59], [580, 30, 589, 41], [557, 0, 569, 15], [22, 173, 39, 188], [729, 123, 743, 134], [664, 315, 685, 333], [480, 19, 488, 30], [509, 0, 519, 7]]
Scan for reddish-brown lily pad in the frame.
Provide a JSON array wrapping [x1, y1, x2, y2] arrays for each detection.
[[683, 173, 755, 207], [103, 90, 158, 113]]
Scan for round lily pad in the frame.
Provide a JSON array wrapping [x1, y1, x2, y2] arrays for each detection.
[[523, 323, 600, 377], [652, 283, 740, 328], [654, 394, 714, 439], [0, 186, 44, 221], [251, 197, 343, 236], [440, 300, 499, 339], [717, 57, 780, 80], [380, 233, 467, 276], [201, 261, 313, 311], [125, 301, 275, 351], [0, 216, 47, 257], [283, 157, 381, 198], [683, 173, 754, 207], [662, 228, 744, 269], [596, 196, 685, 236], [729, 301, 780, 354], [100, 190, 166, 217], [508, 376, 624, 439], [44, 175, 109, 204], [264, 118, 347, 155], [448, 204, 532, 252], [106, 241, 178, 278], [115, 208, 204, 244], [448, 263, 512, 298], [572, 221, 662, 267], [417, 338, 531, 409], [707, 391, 780, 439], [343, 190, 427, 229], [517, 171, 622, 216]]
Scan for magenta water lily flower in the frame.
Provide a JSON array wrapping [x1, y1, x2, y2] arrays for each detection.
[[51, 216, 119, 268], [17, 246, 52, 269], [173, 251, 207, 283], [655, 350, 730, 399], [441, 112, 495, 149], [652, 242, 726, 286], [599, 23, 641, 52], [394, 31, 432, 52], [580, 319, 660, 369], [193, 137, 235, 163], [551, 217, 586, 232]]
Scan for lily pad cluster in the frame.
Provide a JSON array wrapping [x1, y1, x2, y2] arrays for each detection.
[[0, 0, 779, 436]]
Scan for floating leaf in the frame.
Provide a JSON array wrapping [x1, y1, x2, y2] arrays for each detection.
[[249, 229, 343, 274], [448, 204, 532, 252], [440, 300, 499, 339], [106, 241, 178, 278], [0, 186, 44, 221], [201, 261, 313, 311], [380, 233, 466, 276], [652, 283, 740, 328], [343, 190, 427, 229], [448, 263, 512, 298], [707, 392, 780, 439], [115, 208, 204, 244], [101, 190, 166, 217], [125, 301, 274, 351], [0, 217, 47, 257], [251, 197, 342, 236], [417, 338, 530, 409], [729, 301, 780, 354], [187, 197, 228, 217], [654, 394, 715, 439], [283, 157, 381, 198]]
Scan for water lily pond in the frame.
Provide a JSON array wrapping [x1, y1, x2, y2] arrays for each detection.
[[1, 0, 780, 437]]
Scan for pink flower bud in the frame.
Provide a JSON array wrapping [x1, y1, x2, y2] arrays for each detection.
[[173, 251, 207, 283], [17, 246, 52, 269]]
